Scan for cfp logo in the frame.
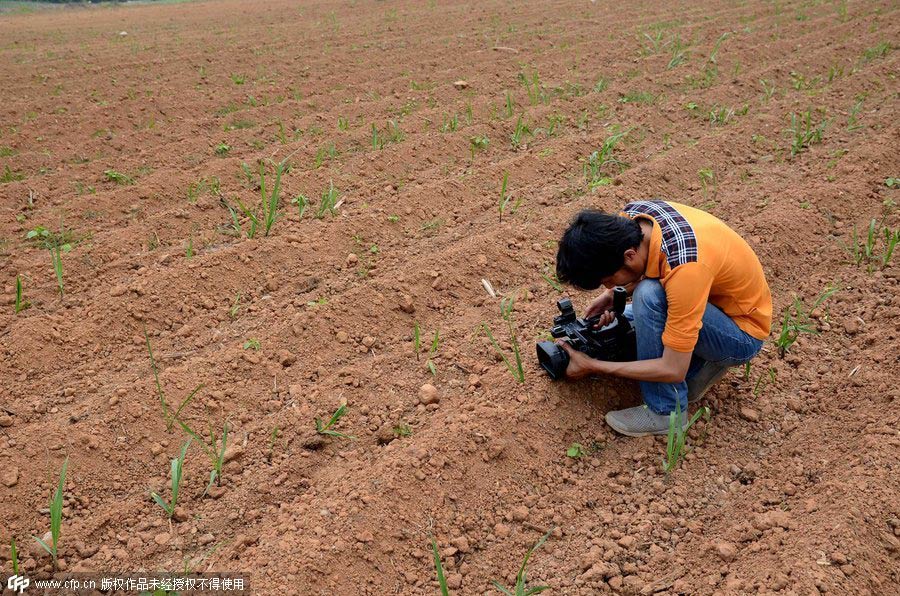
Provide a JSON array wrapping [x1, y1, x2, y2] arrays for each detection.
[[6, 575, 29, 594]]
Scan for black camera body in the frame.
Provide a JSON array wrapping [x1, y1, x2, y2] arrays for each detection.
[[536, 286, 637, 380]]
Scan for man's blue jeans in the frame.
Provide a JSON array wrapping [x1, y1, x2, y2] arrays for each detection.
[[621, 280, 764, 415]]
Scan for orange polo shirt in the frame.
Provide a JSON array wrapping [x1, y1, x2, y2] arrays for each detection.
[[622, 200, 772, 352]]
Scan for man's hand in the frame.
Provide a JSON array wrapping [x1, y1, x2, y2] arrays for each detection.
[[557, 341, 602, 380], [584, 288, 616, 328]]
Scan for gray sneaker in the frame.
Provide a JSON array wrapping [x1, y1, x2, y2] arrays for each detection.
[[605, 405, 687, 437]]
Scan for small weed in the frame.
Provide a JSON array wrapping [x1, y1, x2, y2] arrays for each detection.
[[440, 113, 459, 133], [483, 295, 525, 383], [566, 443, 585, 458], [316, 180, 339, 218], [760, 79, 776, 102], [292, 194, 308, 220], [774, 285, 838, 357], [230, 73, 245, 85], [228, 293, 242, 320], [510, 115, 532, 149], [583, 130, 628, 188], [698, 168, 717, 202], [214, 142, 231, 156], [179, 421, 229, 496], [518, 69, 547, 105], [786, 110, 827, 157], [470, 135, 489, 161], [498, 171, 520, 222], [242, 338, 261, 350], [860, 41, 890, 64], [145, 328, 203, 432], [491, 528, 553, 595], [187, 177, 221, 204], [619, 90, 656, 104], [234, 159, 285, 238], [104, 169, 134, 185], [844, 219, 900, 271], [337, 116, 349, 131], [14, 274, 30, 313], [663, 401, 710, 475], [847, 99, 864, 132], [593, 77, 609, 92], [315, 405, 355, 440], [26, 225, 73, 296], [150, 440, 191, 518], [431, 537, 450, 596], [546, 113, 565, 136], [33, 457, 68, 570], [1, 165, 25, 183], [504, 91, 515, 118], [667, 36, 689, 69]]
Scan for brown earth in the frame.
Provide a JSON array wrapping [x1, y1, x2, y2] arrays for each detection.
[[1, 0, 899, 594]]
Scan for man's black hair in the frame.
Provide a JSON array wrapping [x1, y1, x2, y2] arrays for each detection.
[[555, 210, 643, 290]]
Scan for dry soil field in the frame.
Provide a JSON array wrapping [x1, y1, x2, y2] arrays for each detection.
[[1, 0, 899, 594]]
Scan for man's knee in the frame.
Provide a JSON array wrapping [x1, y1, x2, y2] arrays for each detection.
[[632, 279, 666, 314]]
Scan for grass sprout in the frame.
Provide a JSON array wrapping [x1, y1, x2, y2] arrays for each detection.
[[33, 457, 68, 570], [491, 528, 553, 595], [234, 159, 285, 238], [316, 180, 339, 218], [470, 135, 489, 161], [150, 440, 191, 518], [14, 274, 30, 313], [483, 295, 525, 383], [431, 537, 450, 596], [787, 110, 827, 157], [583, 131, 628, 188], [144, 328, 203, 431], [315, 405, 355, 439], [663, 401, 710, 475], [774, 285, 838, 357]]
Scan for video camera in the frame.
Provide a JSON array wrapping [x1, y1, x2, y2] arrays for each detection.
[[536, 286, 637, 380]]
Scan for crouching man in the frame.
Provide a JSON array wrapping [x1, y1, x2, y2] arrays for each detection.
[[554, 200, 772, 436]]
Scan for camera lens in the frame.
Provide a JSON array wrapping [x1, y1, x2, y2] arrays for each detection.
[[536, 341, 569, 380]]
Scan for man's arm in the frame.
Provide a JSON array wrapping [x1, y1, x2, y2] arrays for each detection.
[[559, 342, 692, 383]]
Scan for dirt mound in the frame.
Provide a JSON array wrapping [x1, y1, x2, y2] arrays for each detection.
[[1, 0, 899, 594]]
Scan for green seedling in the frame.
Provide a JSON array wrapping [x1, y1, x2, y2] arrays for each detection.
[[185, 237, 194, 259], [847, 99, 864, 132], [228, 292, 242, 319], [243, 338, 260, 350], [698, 168, 717, 202], [393, 423, 412, 437], [315, 405, 355, 439], [786, 110, 827, 157], [26, 225, 73, 297], [33, 457, 68, 570], [844, 219, 899, 271], [491, 528, 553, 595], [666, 36, 689, 69], [619, 90, 656, 104], [753, 367, 777, 397], [150, 440, 191, 518], [431, 537, 450, 596], [187, 177, 221, 205], [230, 73, 245, 85], [505, 91, 515, 118], [14, 274, 30, 313], [267, 427, 280, 460], [518, 69, 546, 105], [145, 328, 203, 431], [426, 329, 440, 375], [760, 79, 776, 102], [546, 113, 565, 136], [583, 130, 628, 188], [0, 165, 24, 184], [663, 401, 710, 475], [316, 180, 339, 218], [498, 171, 519, 222], [179, 420, 229, 496], [292, 194, 308, 220], [774, 285, 838, 357], [103, 169, 134, 185], [541, 271, 562, 292], [338, 116, 349, 131], [440, 113, 459, 133], [214, 142, 230, 156], [510, 115, 532, 149], [566, 443, 585, 458], [470, 135, 489, 160], [483, 295, 525, 383], [11, 537, 20, 574], [234, 159, 285, 238]]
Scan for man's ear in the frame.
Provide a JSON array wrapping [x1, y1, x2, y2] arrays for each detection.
[[623, 247, 638, 265]]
